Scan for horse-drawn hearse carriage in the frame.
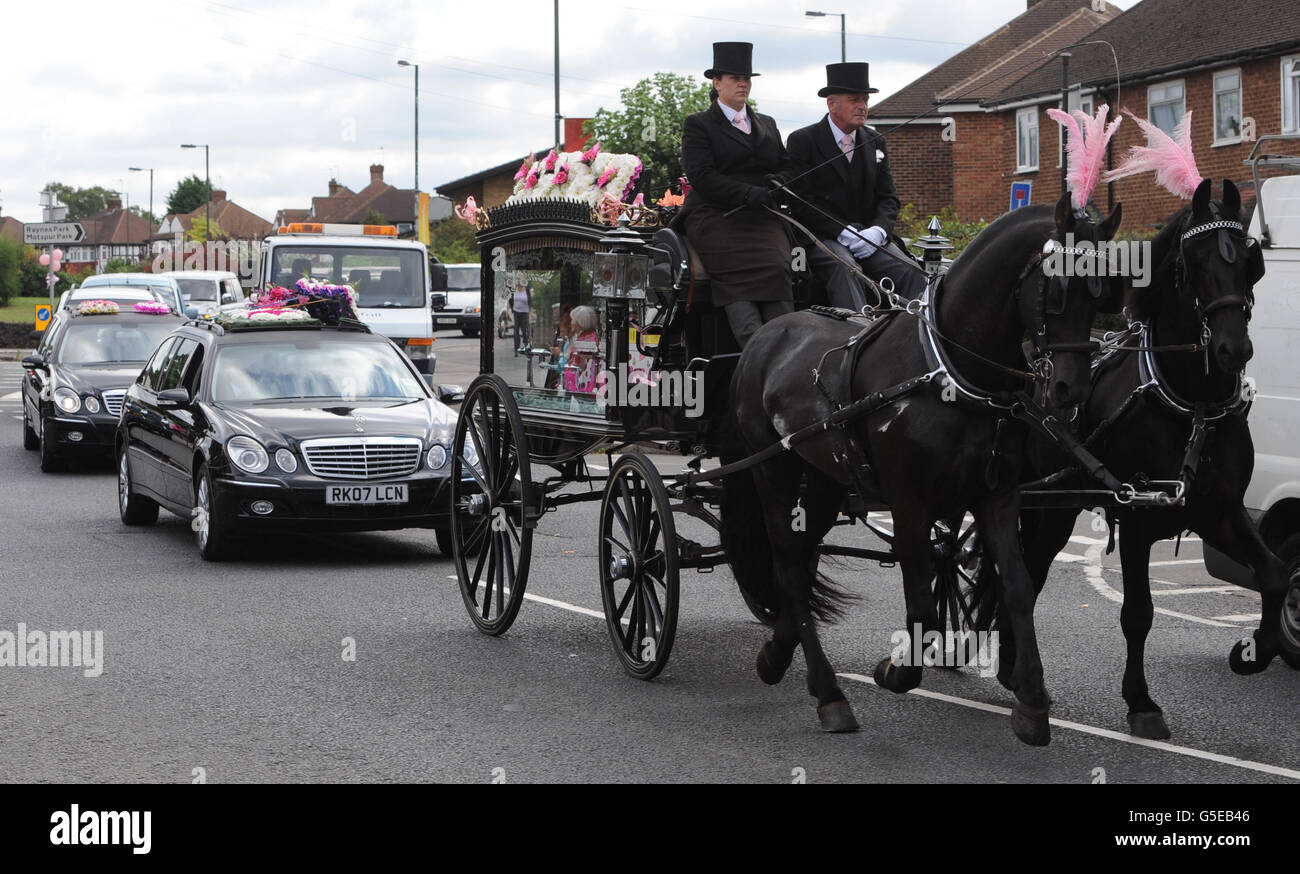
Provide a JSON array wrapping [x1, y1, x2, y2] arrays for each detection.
[[446, 116, 1298, 745]]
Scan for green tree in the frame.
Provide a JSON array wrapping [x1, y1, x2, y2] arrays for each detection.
[[186, 216, 227, 243], [43, 182, 117, 220], [428, 218, 478, 264], [362, 207, 386, 225], [19, 246, 50, 297], [102, 258, 143, 273], [583, 72, 713, 194], [167, 174, 213, 216], [0, 237, 23, 306]]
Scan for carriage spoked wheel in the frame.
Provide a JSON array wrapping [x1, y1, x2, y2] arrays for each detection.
[[451, 374, 534, 636], [931, 516, 994, 670], [598, 450, 680, 680]]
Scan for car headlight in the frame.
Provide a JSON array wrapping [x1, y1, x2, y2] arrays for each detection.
[[227, 436, 269, 473], [426, 444, 448, 470], [84, 396, 101, 414], [54, 387, 81, 413], [274, 448, 298, 473]]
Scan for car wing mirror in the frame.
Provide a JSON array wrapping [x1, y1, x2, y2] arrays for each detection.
[[430, 262, 448, 293], [21, 354, 47, 372], [157, 388, 190, 407], [184, 306, 199, 318], [436, 383, 464, 405]]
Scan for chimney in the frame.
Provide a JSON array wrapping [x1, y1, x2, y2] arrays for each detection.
[[328, 178, 341, 196], [369, 164, 384, 185], [211, 190, 227, 202], [106, 196, 122, 211]]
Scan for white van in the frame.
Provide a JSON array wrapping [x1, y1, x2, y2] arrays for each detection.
[[257, 223, 447, 374], [1204, 162, 1300, 655], [161, 269, 245, 319]]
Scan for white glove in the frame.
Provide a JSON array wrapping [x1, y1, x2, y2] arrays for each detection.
[[838, 225, 886, 260]]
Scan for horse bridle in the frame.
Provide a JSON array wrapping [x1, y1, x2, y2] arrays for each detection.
[[1018, 216, 1109, 383], [1173, 210, 1253, 355]]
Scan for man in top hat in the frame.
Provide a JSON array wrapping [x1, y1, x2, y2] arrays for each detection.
[[786, 62, 926, 309], [677, 41, 794, 349]]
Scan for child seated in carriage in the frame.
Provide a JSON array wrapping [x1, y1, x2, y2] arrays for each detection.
[[563, 305, 604, 393]]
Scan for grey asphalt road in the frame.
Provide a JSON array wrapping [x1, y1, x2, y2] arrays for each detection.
[[0, 339, 1296, 784]]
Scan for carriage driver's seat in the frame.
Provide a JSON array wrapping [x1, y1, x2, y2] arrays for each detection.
[[648, 227, 707, 295]]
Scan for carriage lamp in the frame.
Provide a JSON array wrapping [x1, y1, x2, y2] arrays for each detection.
[[913, 216, 954, 278], [593, 221, 648, 300]]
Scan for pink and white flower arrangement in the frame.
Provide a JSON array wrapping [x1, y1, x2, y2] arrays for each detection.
[[77, 300, 119, 315], [132, 301, 172, 315], [508, 150, 643, 208], [580, 141, 601, 164]]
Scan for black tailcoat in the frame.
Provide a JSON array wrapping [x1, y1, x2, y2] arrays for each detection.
[[786, 115, 901, 242]]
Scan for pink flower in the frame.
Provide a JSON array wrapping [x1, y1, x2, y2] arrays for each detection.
[[581, 141, 601, 164], [553, 163, 569, 185], [524, 170, 539, 190], [513, 154, 535, 181], [597, 167, 616, 188], [543, 149, 558, 172], [455, 196, 480, 225], [631, 193, 644, 207], [678, 176, 692, 197]]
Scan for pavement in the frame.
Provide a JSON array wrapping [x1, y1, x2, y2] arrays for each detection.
[[0, 333, 1295, 784]]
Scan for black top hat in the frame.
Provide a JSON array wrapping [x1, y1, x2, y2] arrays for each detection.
[[818, 62, 878, 97], [705, 42, 760, 79]]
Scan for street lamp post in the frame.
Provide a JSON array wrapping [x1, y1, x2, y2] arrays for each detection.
[[180, 143, 210, 245], [805, 10, 846, 63], [397, 60, 419, 192], [129, 166, 153, 261]]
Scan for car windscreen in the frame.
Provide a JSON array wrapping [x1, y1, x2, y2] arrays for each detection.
[[57, 320, 178, 365], [176, 277, 219, 301], [446, 267, 480, 291], [271, 247, 425, 308], [211, 338, 429, 403]]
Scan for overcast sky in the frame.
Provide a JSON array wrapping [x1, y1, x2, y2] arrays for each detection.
[[0, 0, 1135, 224]]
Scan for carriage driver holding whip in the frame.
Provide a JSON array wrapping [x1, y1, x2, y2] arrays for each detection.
[[786, 62, 927, 309]]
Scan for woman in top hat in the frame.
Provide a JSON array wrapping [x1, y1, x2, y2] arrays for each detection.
[[677, 41, 793, 350], [786, 62, 926, 308]]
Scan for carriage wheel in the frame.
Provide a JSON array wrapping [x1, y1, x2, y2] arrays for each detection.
[[931, 517, 994, 668], [599, 450, 680, 680], [451, 374, 534, 636]]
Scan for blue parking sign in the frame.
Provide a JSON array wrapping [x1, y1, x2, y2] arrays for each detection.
[[35, 305, 52, 330], [1010, 181, 1032, 211]]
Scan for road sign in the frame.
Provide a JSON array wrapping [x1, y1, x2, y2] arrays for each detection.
[[35, 304, 52, 331], [23, 222, 86, 245], [1009, 181, 1032, 212]]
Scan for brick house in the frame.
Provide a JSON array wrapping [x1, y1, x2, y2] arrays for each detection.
[[981, 0, 1300, 229], [63, 197, 155, 272], [277, 164, 417, 232], [0, 209, 23, 242], [870, 0, 1121, 221]]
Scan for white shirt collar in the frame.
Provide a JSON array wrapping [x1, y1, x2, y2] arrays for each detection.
[[828, 116, 857, 145], [719, 102, 747, 125]]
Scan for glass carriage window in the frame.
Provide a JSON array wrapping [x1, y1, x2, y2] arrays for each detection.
[[1213, 70, 1243, 144], [1284, 56, 1300, 133], [1016, 107, 1039, 173], [1148, 80, 1185, 136]]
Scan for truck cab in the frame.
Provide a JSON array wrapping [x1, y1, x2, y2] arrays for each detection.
[[257, 223, 447, 374]]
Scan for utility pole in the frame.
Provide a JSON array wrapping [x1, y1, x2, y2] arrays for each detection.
[[554, 0, 561, 147], [1061, 52, 1071, 196], [397, 60, 419, 191], [129, 166, 153, 260]]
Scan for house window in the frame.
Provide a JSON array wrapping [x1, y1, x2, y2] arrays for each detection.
[[1213, 69, 1243, 144], [1059, 95, 1095, 167], [1148, 80, 1185, 136], [1017, 107, 1039, 172], [1284, 56, 1300, 133]]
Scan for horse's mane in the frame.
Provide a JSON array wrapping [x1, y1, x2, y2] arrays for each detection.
[[944, 206, 1054, 295]]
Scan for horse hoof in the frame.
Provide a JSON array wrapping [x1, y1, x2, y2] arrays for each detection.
[[756, 645, 788, 686], [1228, 638, 1270, 675], [817, 700, 860, 733], [1127, 710, 1171, 740], [1011, 700, 1051, 747], [872, 657, 922, 694]]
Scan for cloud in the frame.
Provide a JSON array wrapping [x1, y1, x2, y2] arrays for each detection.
[[1, 0, 1136, 223]]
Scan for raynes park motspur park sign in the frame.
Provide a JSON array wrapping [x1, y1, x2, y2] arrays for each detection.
[[23, 222, 86, 245]]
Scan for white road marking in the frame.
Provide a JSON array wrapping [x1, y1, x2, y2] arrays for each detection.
[[0, 392, 19, 401], [1152, 585, 1242, 596], [1080, 543, 1236, 627], [1147, 559, 1206, 567], [1212, 613, 1262, 623], [837, 672, 1300, 781]]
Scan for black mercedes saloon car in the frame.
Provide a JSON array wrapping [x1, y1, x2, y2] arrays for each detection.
[[115, 317, 467, 561], [22, 305, 185, 472]]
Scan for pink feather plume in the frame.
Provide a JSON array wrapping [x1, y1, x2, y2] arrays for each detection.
[[1101, 109, 1203, 199], [1046, 104, 1122, 210]]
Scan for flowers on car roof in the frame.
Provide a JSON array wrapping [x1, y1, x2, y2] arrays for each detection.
[[227, 278, 361, 328], [77, 300, 120, 315], [133, 301, 172, 315]]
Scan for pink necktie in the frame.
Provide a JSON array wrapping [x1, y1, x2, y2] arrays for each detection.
[[733, 112, 751, 135], [841, 133, 854, 162]]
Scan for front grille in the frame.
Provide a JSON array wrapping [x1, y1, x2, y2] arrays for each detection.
[[300, 437, 423, 480], [102, 390, 126, 417]]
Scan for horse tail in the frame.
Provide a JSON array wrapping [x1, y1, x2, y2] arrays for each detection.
[[719, 406, 780, 625]]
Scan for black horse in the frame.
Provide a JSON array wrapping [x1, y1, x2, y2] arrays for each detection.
[[720, 194, 1122, 744], [990, 178, 1286, 740]]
